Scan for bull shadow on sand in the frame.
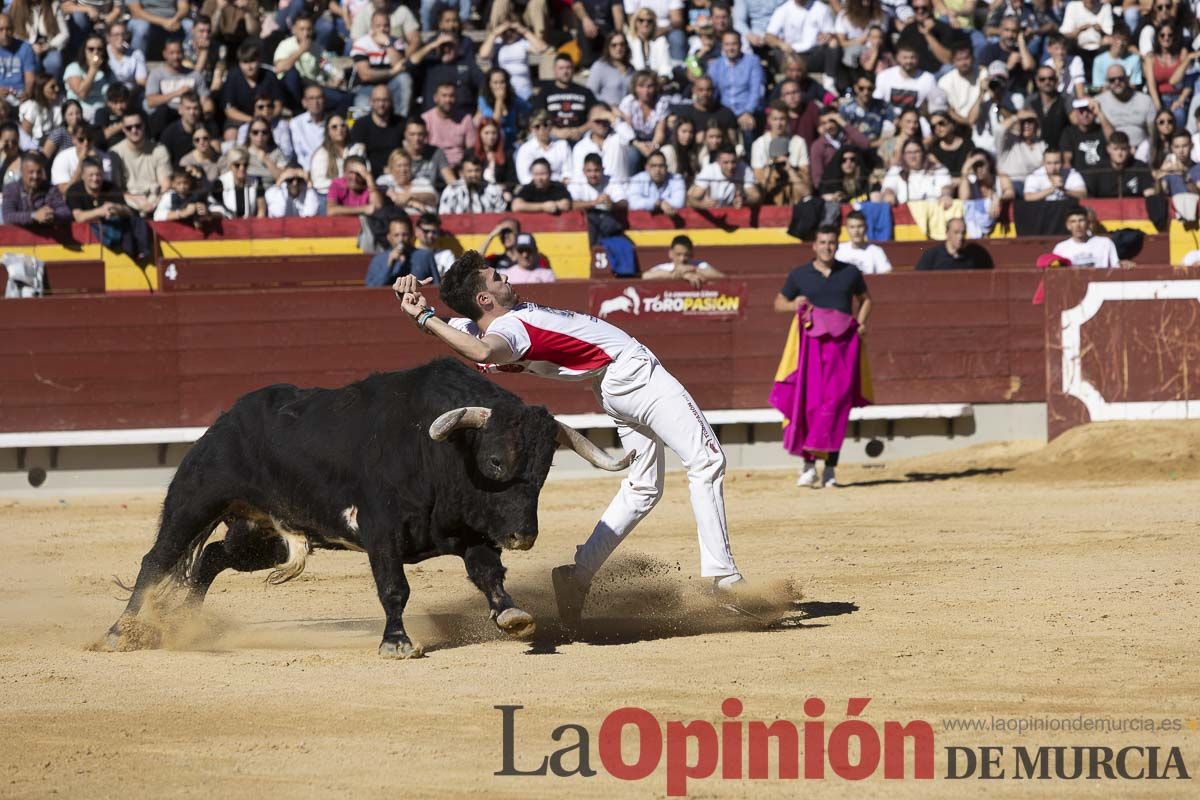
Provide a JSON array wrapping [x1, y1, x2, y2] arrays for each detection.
[[420, 555, 855, 655], [181, 556, 858, 657], [843, 467, 1011, 488]]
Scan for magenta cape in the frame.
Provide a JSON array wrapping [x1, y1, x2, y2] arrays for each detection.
[[768, 307, 872, 458]]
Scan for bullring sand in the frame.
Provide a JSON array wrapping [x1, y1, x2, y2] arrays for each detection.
[[1, 421, 1198, 798]]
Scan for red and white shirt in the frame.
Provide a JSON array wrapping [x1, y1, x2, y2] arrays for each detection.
[[449, 302, 633, 381]]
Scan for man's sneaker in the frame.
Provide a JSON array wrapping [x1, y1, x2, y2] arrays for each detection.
[[797, 467, 818, 487], [822, 467, 838, 488], [551, 564, 589, 626], [712, 573, 747, 598]]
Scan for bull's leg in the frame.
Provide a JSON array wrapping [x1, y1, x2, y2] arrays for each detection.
[[464, 544, 536, 640], [185, 520, 290, 608], [101, 498, 225, 651], [366, 544, 423, 659]]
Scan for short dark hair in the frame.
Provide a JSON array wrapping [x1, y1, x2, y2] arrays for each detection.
[[194, 13, 212, 27], [439, 250, 490, 320], [714, 145, 736, 158], [670, 235, 693, 250], [815, 224, 840, 237], [418, 211, 441, 229], [388, 214, 412, 233], [20, 151, 48, 170], [237, 39, 261, 63], [179, 89, 201, 107], [1108, 131, 1131, 147], [1066, 207, 1088, 221], [530, 157, 551, 172], [79, 157, 103, 173], [105, 83, 131, 103], [554, 52, 574, 65], [582, 153, 603, 168], [435, 81, 457, 95], [845, 210, 866, 225]]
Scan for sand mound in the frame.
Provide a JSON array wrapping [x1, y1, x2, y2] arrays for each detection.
[[851, 420, 1200, 484], [1021, 420, 1200, 479]]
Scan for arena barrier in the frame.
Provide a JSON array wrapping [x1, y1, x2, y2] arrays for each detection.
[[1043, 266, 1200, 440]]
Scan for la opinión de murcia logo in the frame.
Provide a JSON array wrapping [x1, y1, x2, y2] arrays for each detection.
[[496, 698, 935, 795], [495, 700, 1191, 795]]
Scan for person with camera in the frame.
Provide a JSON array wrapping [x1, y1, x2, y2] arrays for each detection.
[[750, 101, 812, 206]]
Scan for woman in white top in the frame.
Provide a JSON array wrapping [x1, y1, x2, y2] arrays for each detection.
[[625, 8, 672, 79], [18, 74, 61, 151], [881, 139, 952, 204], [308, 114, 352, 196], [479, 18, 547, 101], [514, 109, 571, 184]]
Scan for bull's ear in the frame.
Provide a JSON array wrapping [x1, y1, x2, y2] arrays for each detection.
[[429, 407, 493, 440]]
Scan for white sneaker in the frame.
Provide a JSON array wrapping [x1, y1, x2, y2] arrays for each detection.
[[712, 573, 747, 597], [822, 468, 838, 488], [797, 467, 818, 487]]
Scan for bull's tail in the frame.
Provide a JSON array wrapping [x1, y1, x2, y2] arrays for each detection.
[[266, 525, 310, 586]]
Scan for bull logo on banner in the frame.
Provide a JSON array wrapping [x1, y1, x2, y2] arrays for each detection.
[[590, 282, 746, 321]]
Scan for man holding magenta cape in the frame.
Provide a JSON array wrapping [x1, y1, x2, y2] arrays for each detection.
[[770, 225, 874, 488]]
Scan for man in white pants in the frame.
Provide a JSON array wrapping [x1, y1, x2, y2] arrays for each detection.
[[393, 253, 745, 624]]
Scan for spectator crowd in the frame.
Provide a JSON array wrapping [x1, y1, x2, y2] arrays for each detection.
[[2, 0, 1196, 278]]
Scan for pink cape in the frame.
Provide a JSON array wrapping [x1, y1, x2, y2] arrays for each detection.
[[768, 306, 872, 458]]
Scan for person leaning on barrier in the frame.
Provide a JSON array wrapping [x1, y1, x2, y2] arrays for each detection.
[[914, 218, 995, 271], [643, 234, 726, 286], [2, 151, 70, 226]]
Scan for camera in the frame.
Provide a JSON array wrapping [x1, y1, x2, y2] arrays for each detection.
[[988, 78, 1003, 91]]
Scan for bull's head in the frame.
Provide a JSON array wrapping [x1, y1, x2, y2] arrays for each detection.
[[429, 405, 634, 550]]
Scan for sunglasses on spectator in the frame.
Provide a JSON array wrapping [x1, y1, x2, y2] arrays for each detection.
[[123, 123, 143, 131], [1036, 75, 1056, 82], [231, 162, 248, 168], [1157, 116, 1174, 125], [531, 122, 547, 129], [1108, 76, 1127, 83], [86, 45, 103, 52], [932, 118, 949, 128], [912, 4, 930, 11], [419, 227, 438, 235], [855, 83, 873, 91], [250, 128, 269, 135], [329, 122, 346, 129], [1155, 3, 1170, 9], [193, 134, 211, 142], [286, 176, 305, 183]]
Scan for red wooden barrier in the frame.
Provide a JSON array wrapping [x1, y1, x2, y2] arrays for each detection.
[[0, 271, 1046, 433]]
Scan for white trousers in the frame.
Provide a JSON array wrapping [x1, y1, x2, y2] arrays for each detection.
[[573, 343, 739, 581]]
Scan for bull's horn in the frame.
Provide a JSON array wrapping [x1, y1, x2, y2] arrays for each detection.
[[430, 407, 493, 440], [556, 422, 636, 471]]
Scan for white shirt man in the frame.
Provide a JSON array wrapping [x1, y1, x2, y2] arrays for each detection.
[[692, 158, 757, 206], [880, 165, 952, 203], [874, 59, 938, 115], [515, 137, 571, 185], [937, 49, 984, 122], [265, 172, 321, 218], [570, 124, 631, 187], [290, 88, 328, 171], [1053, 210, 1120, 267], [835, 239, 892, 274], [765, 0, 834, 53], [1023, 163, 1087, 200]]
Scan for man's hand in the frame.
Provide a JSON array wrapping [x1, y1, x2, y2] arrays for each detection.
[[392, 274, 433, 298], [400, 291, 428, 319], [32, 206, 55, 223], [581, 17, 598, 38], [857, 321, 867, 337], [658, 200, 678, 216], [681, 270, 703, 288]]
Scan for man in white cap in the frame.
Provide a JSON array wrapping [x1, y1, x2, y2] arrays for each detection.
[[498, 233, 556, 284]]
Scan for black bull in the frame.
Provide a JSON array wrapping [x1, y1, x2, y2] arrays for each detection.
[[100, 358, 631, 658]]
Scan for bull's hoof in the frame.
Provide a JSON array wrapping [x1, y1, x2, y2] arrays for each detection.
[[378, 639, 424, 659], [90, 618, 163, 652], [494, 607, 537, 639]]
